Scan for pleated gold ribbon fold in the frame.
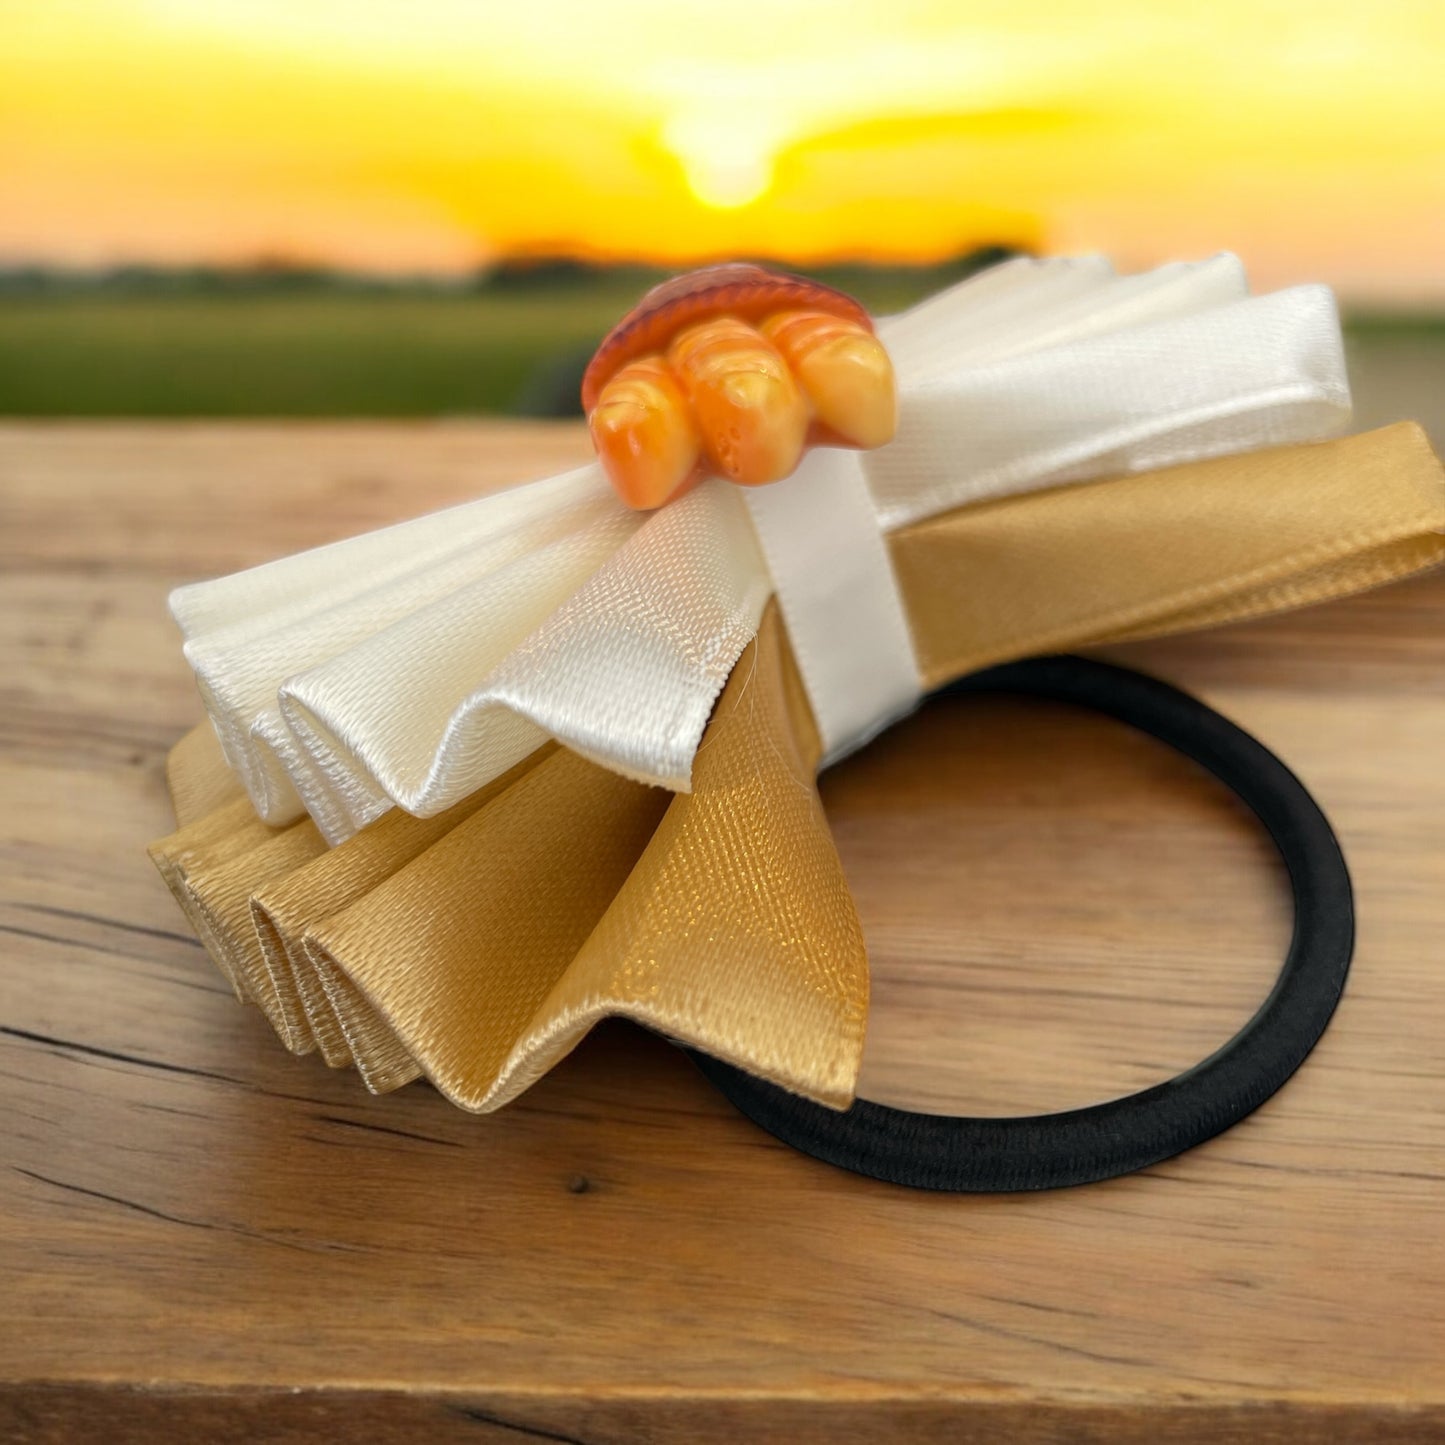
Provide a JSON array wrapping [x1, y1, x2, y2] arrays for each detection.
[[152, 423, 1445, 1110]]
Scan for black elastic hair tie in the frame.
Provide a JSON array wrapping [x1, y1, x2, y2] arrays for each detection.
[[688, 655, 1354, 1192]]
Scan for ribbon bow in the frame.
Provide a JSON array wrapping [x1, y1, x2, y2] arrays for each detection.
[[152, 254, 1445, 1112]]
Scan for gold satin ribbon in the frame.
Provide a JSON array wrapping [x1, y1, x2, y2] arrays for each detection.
[[151, 423, 1445, 1111]]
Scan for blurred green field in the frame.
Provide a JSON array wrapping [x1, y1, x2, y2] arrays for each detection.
[[1, 286, 1442, 439], [0, 290, 637, 418]]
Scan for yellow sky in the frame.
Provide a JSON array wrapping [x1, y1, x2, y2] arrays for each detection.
[[3, 0, 1444, 299]]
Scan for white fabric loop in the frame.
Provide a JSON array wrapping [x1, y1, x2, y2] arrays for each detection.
[[170, 254, 1353, 841]]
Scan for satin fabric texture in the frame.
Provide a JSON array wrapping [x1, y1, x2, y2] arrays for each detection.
[[152, 423, 1445, 1111], [167, 255, 1350, 845]]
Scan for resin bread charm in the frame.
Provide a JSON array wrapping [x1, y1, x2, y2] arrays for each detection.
[[582, 263, 898, 509]]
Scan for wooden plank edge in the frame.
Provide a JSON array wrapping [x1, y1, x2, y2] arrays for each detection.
[[4, 1386, 1445, 1444]]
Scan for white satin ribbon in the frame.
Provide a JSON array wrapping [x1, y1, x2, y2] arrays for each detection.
[[170, 253, 1351, 843]]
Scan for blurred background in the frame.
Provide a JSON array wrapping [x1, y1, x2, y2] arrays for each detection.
[[2, 0, 1442, 430]]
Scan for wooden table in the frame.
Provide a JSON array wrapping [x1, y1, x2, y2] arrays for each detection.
[[4, 422, 1443, 1442]]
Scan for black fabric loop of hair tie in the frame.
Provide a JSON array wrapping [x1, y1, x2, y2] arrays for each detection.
[[687, 655, 1354, 1192]]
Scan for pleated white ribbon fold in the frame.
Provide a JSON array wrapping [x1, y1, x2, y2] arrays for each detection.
[[171, 253, 1351, 843]]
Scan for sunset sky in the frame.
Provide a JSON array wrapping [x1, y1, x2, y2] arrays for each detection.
[[3, 0, 1444, 300]]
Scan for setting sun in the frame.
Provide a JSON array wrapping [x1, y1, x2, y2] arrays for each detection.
[[3, 0, 1444, 298], [664, 111, 778, 211]]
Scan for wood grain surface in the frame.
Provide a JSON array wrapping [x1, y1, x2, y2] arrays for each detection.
[[3, 422, 1444, 1442]]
